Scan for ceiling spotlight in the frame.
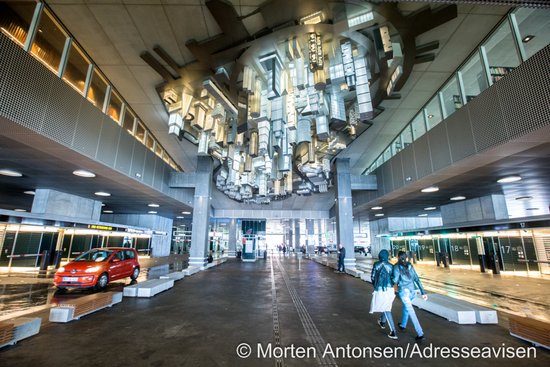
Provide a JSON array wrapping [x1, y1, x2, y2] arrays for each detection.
[[73, 169, 96, 178], [24, 190, 35, 195], [497, 175, 521, 183], [418, 213, 428, 217], [522, 35, 535, 43], [94, 192, 111, 197], [176, 216, 185, 219], [450, 196, 466, 201], [515, 196, 532, 200], [181, 211, 191, 215], [0, 169, 23, 177], [421, 186, 439, 193], [103, 210, 113, 214], [374, 213, 384, 217], [424, 207, 437, 211], [14, 209, 27, 212], [427, 114, 434, 119], [148, 203, 160, 208], [148, 211, 157, 214], [371, 206, 383, 210]]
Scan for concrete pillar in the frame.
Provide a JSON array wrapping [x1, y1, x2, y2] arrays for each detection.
[[306, 219, 315, 254], [189, 156, 213, 267], [32, 189, 102, 221], [294, 219, 301, 252], [288, 222, 294, 251], [228, 218, 237, 257], [335, 158, 355, 268]]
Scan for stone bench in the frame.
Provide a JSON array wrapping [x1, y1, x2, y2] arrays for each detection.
[[360, 273, 372, 283], [412, 293, 476, 324], [427, 294, 498, 324], [159, 272, 185, 281], [184, 267, 201, 276], [49, 292, 122, 323], [123, 279, 174, 298], [0, 317, 41, 349], [345, 268, 364, 278], [509, 315, 550, 349]]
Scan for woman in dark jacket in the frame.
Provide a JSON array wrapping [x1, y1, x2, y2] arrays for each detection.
[[393, 251, 428, 341], [369, 249, 398, 339]]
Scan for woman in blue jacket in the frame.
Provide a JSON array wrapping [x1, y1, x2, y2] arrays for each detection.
[[393, 251, 428, 341], [370, 249, 398, 339]]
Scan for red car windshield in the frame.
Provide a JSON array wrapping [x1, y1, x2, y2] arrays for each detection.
[[74, 250, 113, 262]]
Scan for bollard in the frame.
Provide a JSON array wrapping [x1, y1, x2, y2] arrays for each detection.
[[39, 250, 49, 271], [54, 250, 63, 269]]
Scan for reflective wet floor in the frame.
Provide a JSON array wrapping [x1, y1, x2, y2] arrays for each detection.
[[1, 256, 549, 366]]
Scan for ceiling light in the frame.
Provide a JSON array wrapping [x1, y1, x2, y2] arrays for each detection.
[[24, 190, 35, 195], [374, 213, 384, 217], [421, 186, 439, 193], [418, 213, 428, 217], [424, 207, 437, 211], [0, 169, 23, 177], [103, 210, 113, 214], [300, 11, 324, 25], [148, 211, 157, 214], [73, 169, 96, 178], [14, 209, 27, 212], [94, 192, 111, 197], [371, 206, 383, 210], [181, 211, 191, 215], [515, 196, 532, 200], [497, 175, 521, 183], [522, 35, 535, 43], [427, 114, 434, 119], [148, 203, 160, 208], [450, 196, 466, 201], [176, 216, 184, 219]]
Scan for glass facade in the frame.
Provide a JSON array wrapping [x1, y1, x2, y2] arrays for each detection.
[[63, 42, 90, 94], [107, 91, 123, 123], [0, 1, 36, 47], [30, 8, 67, 74], [365, 9, 550, 175]]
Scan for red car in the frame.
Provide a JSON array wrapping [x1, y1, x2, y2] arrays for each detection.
[[54, 248, 140, 290]]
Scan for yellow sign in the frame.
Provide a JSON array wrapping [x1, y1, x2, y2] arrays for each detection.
[[87, 224, 113, 231]]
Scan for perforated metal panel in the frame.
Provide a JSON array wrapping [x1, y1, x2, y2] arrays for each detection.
[[41, 77, 80, 146], [381, 162, 393, 195], [0, 33, 53, 133], [112, 127, 132, 174], [143, 151, 156, 186], [468, 86, 508, 153], [390, 153, 404, 190], [413, 135, 432, 179], [97, 118, 121, 167], [497, 45, 550, 140], [445, 107, 476, 163], [400, 144, 417, 183], [427, 122, 452, 172], [130, 140, 146, 181], [152, 159, 164, 190], [73, 101, 102, 158]]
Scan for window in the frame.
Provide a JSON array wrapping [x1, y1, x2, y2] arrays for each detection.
[[0, 1, 36, 48], [107, 91, 123, 123], [30, 9, 68, 74], [425, 97, 442, 131], [514, 8, 550, 60], [401, 125, 413, 148], [383, 146, 392, 162], [122, 108, 135, 135], [135, 122, 146, 143], [484, 20, 521, 84], [459, 53, 488, 102], [62, 43, 90, 94], [411, 113, 426, 140], [124, 250, 135, 259], [392, 135, 402, 154], [87, 69, 108, 110], [440, 76, 462, 118], [145, 134, 155, 151], [155, 142, 163, 157]]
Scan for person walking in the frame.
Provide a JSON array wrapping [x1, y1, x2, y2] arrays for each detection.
[[336, 243, 346, 273], [370, 249, 398, 339], [393, 251, 428, 341]]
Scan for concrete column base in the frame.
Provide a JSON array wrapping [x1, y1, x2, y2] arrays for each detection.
[[227, 251, 237, 258], [344, 258, 356, 268], [188, 256, 207, 267]]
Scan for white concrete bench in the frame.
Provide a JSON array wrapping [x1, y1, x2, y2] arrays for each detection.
[[345, 268, 364, 278], [0, 317, 41, 348], [123, 279, 174, 298], [184, 267, 201, 276], [412, 293, 476, 324], [427, 294, 498, 324], [49, 292, 123, 323], [159, 272, 185, 281], [360, 273, 372, 283]]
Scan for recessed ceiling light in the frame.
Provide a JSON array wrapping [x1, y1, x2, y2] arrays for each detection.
[[374, 213, 384, 217], [148, 211, 157, 214], [94, 191, 111, 197], [418, 213, 428, 217], [181, 211, 191, 215], [421, 186, 439, 193], [497, 175, 521, 183], [0, 169, 23, 177], [176, 216, 184, 219], [103, 210, 113, 214], [73, 169, 96, 178], [371, 206, 383, 210], [14, 209, 27, 212], [522, 35, 535, 43], [24, 190, 35, 195], [424, 207, 437, 211], [148, 203, 160, 208], [450, 196, 466, 201], [515, 196, 532, 200], [526, 208, 539, 211], [427, 114, 434, 119]]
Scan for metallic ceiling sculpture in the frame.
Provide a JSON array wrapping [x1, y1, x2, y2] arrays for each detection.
[[143, 0, 457, 204]]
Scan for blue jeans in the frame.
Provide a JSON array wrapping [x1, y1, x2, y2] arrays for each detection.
[[380, 311, 396, 332], [398, 288, 424, 336], [338, 259, 345, 272]]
